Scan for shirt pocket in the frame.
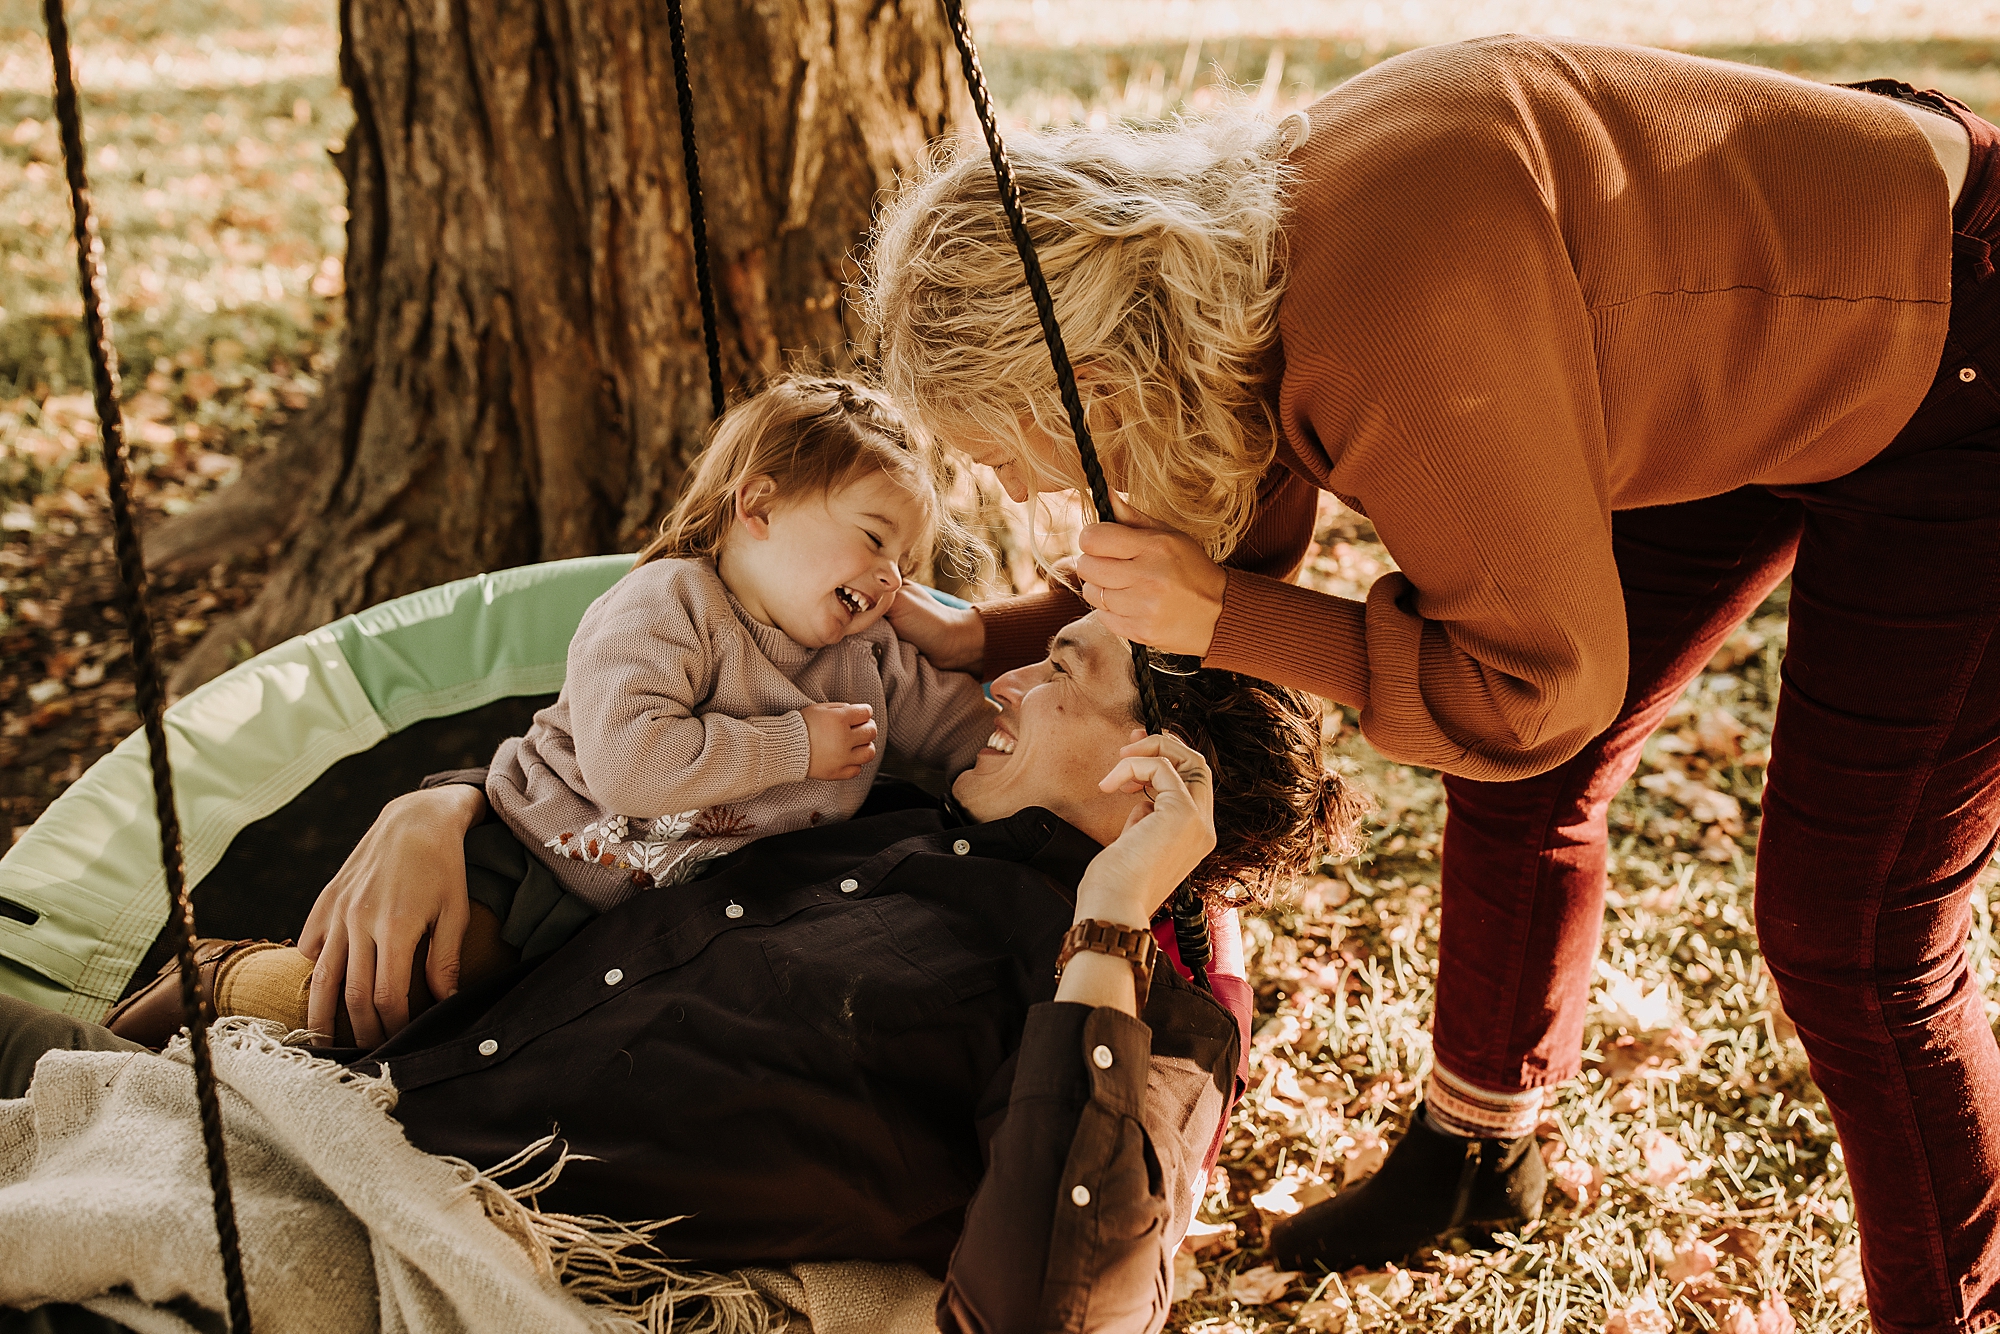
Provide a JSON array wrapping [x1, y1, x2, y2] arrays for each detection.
[[762, 898, 1001, 1048]]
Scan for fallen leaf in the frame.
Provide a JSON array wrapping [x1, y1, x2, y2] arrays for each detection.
[[1635, 1129, 1693, 1187], [1825, 1245, 1864, 1308], [1352, 1266, 1412, 1303], [1697, 706, 1748, 760], [1636, 767, 1745, 833], [1715, 1226, 1768, 1265], [1293, 1180, 1334, 1210], [1754, 1293, 1797, 1334], [40, 394, 98, 433], [1342, 1127, 1388, 1185], [1172, 1250, 1206, 1302], [1182, 1217, 1236, 1259], [1664, 1233, 1718, 1284], [1226, 1265, 1298, 1305], [1545, 1141, 1606, 1210], [1708, 626, 1766, 671], [1255, 1014, 1301, 1047], [1250, 1176, 1304, 1217], [1295, 1296, 1352, 1331], [1605, 1288, 1672, 1334], [1595, 964, 1682, 1033], [125, 391, 173, 422]]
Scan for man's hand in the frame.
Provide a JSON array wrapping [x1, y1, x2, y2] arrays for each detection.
[[1073, 495, 1228, 657], [1057, 731, 1218, 1015], [884, 583, 987, 672], [298, 783, 485, 1047], [804, 702, 878, 780], [1075, 730, 1218, 926]]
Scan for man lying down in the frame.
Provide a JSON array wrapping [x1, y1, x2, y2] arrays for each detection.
[[0, 613, 1359, 1334]]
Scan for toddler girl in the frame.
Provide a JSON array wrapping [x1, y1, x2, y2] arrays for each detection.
[[485, 374, 995, 910]]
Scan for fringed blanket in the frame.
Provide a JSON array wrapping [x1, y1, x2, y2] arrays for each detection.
[[0, 1020, 941, 1334]]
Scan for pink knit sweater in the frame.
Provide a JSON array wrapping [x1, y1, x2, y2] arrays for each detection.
[[488, 558, 996, 910]]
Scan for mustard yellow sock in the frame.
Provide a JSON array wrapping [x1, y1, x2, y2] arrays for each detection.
[[212, 942, 315, 1035]]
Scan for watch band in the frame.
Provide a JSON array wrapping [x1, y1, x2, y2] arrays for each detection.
[[1056, 918, 1160, 1010]]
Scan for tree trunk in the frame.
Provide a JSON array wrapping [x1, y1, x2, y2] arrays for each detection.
[[149, 0, 956, 691]]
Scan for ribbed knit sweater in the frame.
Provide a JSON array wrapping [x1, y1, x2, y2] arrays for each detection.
[[979, 37, 1952, 781], [488, 558, 996, 910]]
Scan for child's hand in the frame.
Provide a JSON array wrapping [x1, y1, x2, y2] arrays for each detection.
[[805, 702, 878, 780]]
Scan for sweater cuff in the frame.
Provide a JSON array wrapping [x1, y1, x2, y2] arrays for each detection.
[[976, 586, 1089, 678], [1203, 569, 1372, 707], [419, 767, 490, 791], [763, 711, 814, 785]]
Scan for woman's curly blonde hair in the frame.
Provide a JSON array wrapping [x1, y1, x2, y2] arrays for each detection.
[[862, 112, 1293, 561]]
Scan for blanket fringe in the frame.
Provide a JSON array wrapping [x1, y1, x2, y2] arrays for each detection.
[[161, 1017, 399, 1112], [465, 1133, 792, 1334], [165, 1020, 789, 1332]]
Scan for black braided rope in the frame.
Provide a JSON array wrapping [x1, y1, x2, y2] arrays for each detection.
[[936, 0, 1210, 981], [42, 3, 253, 1328], [665, 0, 726, 419]]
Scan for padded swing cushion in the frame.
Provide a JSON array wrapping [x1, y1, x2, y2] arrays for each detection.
[[0, 555, 635, 1018]]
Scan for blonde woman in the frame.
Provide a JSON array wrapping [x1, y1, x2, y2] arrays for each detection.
[[867, 35, 1999, 1332]]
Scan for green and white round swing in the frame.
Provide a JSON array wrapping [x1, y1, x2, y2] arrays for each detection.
[[0, 553, 630, 1018]]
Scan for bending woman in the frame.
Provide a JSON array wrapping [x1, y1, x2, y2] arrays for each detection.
[[867, 36, 1998, 1334]]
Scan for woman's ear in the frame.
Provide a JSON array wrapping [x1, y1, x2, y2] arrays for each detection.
[[734, 475, 779, 539]]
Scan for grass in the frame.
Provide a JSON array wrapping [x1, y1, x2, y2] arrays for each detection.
[[3, 2, 1998, 1329]]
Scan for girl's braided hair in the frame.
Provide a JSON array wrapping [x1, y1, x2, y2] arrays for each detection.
[[639, 373, 970, 573]]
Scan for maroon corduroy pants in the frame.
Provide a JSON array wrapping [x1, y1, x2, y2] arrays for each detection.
[[1430, 95, 2000, 1334]]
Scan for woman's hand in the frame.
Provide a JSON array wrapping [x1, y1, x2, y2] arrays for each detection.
[[297, 784, 485, 1047], [885, 582, 988, 672], [1073, 495, 1228, 657]]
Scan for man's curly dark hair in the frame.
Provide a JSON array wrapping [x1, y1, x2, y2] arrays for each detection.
[[1138, 666, 1369, 908]]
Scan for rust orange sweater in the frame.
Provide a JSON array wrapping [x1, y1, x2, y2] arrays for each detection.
[[979, 37, 1952, 780]]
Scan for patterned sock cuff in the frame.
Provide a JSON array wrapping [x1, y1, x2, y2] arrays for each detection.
[[1424, 1064, 1546, 1141]]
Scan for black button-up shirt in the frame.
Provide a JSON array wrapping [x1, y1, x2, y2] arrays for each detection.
[[364, 800, 1243, 1333]]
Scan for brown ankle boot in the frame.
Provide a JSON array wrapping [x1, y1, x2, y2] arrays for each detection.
[[103, 939, 288, 1049]]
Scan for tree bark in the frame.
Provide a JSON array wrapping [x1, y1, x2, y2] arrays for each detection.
[[150, 0, 956, 691]]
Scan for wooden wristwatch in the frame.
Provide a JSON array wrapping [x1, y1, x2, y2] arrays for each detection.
[[1056, 919, 1160, 1010]]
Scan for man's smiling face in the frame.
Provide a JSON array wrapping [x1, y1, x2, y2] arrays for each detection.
[[952, 613, 1146, 845]]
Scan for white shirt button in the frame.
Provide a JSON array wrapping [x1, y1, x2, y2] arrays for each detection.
[[604, 968, 624, 986], [725, 902, 745, 919], [1092, 1044, 1114, 1069], [1963, 366, 1980, 382], [953, 839, 971, 855], [477, 1039, 499, 1057], [1071, 1184, 1091, 1206], [840, 878, 859, 893]]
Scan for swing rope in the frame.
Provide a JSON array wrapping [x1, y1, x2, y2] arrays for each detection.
[[665, 0, 727, 419], [934, 0, 1213, 982], [41, 1, 254, 1328]]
